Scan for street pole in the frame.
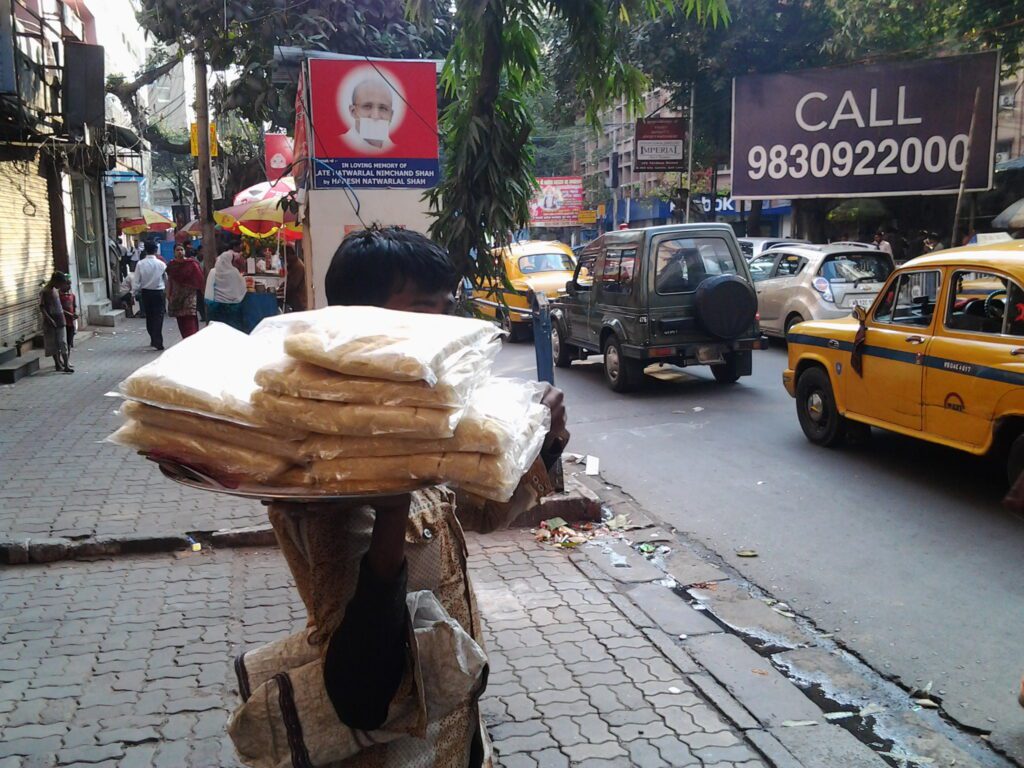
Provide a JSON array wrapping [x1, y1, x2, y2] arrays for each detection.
[[194, 44, 217, 272], [951, 86, 981, 248], [685, 84, 695, 224]]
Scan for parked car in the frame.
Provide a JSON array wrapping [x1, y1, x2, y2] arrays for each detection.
[[738, 237, 809, 260], [551, 224, 767, 392], [748, 244, 894, 338], [783, 240, 1024, 483], [475, 240, 576, 341]]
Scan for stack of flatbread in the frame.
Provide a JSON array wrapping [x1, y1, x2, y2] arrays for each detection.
[[109, 308, 550, 501]]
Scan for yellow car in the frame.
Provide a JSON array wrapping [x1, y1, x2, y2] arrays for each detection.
[[475, 240, 576, 340], [783, 240, 1024, 483]]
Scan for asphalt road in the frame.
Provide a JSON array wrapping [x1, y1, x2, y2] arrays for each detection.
[[495, 339, 1024, 762]]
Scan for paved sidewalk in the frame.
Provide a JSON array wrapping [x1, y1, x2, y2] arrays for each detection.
[[0, 532, 770, 768], [0, 319, 265, 540]]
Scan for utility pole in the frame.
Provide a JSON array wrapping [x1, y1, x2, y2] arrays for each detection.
[[194, 44, 217, 272], [685, 84, 695, 223], [951, 87, 981, 247]]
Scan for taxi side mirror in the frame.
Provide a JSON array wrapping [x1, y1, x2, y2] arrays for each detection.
[[852, 305, 867, 324], [565, 280, 577, 295]]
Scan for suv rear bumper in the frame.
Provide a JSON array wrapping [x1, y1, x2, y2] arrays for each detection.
[[622, 335, 769, 363]]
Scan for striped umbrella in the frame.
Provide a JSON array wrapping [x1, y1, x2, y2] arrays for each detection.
[[120, 208, 174, 235], [233, 176, 295, 205], [214, 197, 301, 240]]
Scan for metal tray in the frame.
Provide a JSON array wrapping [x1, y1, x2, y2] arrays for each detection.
[[154, 459, 433, 502]]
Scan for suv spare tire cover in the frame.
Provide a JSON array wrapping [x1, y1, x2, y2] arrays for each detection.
[[695, 275, 758, 340]]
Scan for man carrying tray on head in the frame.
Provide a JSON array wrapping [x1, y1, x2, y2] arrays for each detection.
[[229, 227, 569, 768]]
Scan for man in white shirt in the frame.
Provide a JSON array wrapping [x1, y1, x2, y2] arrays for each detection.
[[873, 231, 893, 257], [133, 241, 167, 350]]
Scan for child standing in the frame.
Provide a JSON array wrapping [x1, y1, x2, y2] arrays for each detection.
[[59, 277, 78, 352]]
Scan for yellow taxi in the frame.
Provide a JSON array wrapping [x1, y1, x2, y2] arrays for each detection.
[[475, 240, 576, 340], [783, 240, 1024, 483]]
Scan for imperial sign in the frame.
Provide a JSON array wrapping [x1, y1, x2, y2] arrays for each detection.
[[634, 118, 686, 173], [731, 52, 999, 199]]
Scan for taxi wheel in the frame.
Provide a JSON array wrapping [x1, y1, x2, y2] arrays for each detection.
[[1007, 434, 1024, 486], [796, 366, 846, 447]]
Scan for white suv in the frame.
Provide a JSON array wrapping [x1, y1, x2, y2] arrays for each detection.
[[748, 244, 894, 337]]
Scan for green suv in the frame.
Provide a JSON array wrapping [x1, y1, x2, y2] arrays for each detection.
[[551, 224, 766, 392]]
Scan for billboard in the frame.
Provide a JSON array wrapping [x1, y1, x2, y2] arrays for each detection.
[[530, 177, 583, 227], [731, 52, 999, 199], [307, 58, 439, 190], [634, 118, 686, 172]]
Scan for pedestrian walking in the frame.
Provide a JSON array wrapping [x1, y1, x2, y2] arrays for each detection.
[[59, 276, 78, 354], [133, 241, 167, 350], [204, 250, 248, 330], [284, 248, 307, 312], [165, 245, 205, 339], [39, 271, 71, 373], [228, 227, 570, 767], [873, 231, 893, 257]]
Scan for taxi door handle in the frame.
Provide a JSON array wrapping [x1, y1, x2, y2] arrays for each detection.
[[905, 335, 925, 344], [1011, 347, 1024, 356], [827, 339, 840, 349]]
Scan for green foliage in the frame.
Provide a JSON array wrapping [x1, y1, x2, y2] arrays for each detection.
[[417, 0, 728, 282], [631, 0, 835, 167], [825, 0, 1024, 72], [137, 0, 452, 127]]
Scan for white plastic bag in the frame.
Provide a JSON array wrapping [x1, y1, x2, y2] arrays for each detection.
[[118, 323, 287, 428], [251, 306, 502, 386], [254, 351, 480, 409]]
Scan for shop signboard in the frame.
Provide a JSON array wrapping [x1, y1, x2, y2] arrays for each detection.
[[530, 177, 584, 227], [307, 58, 439, 190], [731, 52, 999, 199], [578, 209, 598, 225], [634, 118, 686, 172]]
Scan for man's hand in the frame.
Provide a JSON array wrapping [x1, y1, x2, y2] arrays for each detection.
[[540, 384, 569, 460], [269, 494, 412, 582]]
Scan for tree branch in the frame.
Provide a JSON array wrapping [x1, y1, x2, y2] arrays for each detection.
[[111, 56, 182, 98]]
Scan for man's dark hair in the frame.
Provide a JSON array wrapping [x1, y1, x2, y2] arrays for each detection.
[[143, 240, 158, 255], [325, 227, 456, 307]]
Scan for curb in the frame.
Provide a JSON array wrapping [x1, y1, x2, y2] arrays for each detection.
[[0, 469, 597, 566], [0, 525, 278, 565]]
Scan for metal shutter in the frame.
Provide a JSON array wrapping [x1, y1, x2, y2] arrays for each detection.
[[0, 156, 53, 347]]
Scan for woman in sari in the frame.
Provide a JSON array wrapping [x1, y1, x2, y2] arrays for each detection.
[[166, 245, 206, 338]]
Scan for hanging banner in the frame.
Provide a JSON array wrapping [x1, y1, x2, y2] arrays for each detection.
[[293, 66, 310, 190], [264, 133, 294, 181], [189, 122, 218, 157], [731, 52, 999, 199], [634, 118, 686, 172], [530, 177, 584, 227], [307, 58, 439, 190]]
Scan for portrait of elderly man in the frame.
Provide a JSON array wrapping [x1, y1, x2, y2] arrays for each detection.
[[344, 74, 396, 153]]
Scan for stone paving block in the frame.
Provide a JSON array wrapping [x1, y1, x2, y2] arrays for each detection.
[[664, 548, 729, 587], [684, 633, 823, 728], [574, 541, 663, 584], [689, 582, 805, 650], [687, 672, 760, 732], [625, 583, 721, 637], [769, 723, 887, 767]]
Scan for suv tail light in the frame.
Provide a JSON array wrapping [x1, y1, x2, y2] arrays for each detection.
[[812, 277, 834, 303]]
